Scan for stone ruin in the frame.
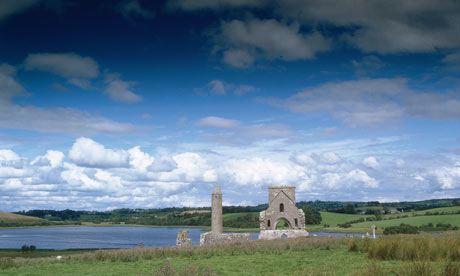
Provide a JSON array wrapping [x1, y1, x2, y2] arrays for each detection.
[[199, 184, 251, 245], [259, 186, 309, 240], [176, 230, 192, 247]]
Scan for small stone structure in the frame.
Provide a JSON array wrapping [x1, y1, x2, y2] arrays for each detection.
[[200, 184, 251, 245], [259, 186, 309, 240], [176, 230, 192, 247]]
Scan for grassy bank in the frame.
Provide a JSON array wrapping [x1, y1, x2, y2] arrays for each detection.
[[2, 233, 460, 275]]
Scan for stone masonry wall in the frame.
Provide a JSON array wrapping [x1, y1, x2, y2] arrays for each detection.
[[200, 232, 251, 245]]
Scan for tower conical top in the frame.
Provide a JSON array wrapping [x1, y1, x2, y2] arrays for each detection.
[[212, 183, 221, 194]]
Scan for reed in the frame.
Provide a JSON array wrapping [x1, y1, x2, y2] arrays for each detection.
[[348, 232, 460, 262]]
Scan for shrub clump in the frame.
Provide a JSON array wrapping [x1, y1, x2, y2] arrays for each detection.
[[383, 223, 419, 235]]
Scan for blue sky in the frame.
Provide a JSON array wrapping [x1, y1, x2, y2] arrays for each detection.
[[1, 0, 460, 211]]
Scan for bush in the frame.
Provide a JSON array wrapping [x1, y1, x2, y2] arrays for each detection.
[[20, 245, 29, 253], [383, 224, 419, 235]]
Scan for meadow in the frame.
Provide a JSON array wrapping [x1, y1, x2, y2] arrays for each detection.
[[1, 233, 460, 275]]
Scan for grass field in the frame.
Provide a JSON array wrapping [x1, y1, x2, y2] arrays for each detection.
[[2, 234, 460, 276], [0, 211, 54, 228], [353, 214, 460, 229], [0, 212, 43, 223], [222, 212, 258, 221]]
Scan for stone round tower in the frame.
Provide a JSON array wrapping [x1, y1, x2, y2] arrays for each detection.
[[211, 183, 223, 235]]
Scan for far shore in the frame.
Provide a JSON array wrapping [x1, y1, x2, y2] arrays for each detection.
[[0, 223, 379, 234]]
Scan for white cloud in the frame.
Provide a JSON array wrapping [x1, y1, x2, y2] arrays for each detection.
[[128, 146, 154, 171], [1, 137, 459, 211], [431, 167, 460, 189], [346, 169, 379, 188], [318, 152, 341, 164], [24, 53, 99, 78], [104, 73, 142, 103], [68, 137, 130, 168], [267, 78, 460, 127], [147, 155, 177, 172], [31, 150, 65, 168], [196, 116, 240, 128], [0, 149, 20, 162], [117, 0, 155, 19], [219, 157, 300, 187], [363, 156, 379, 169], [291, 153, 316, 167]]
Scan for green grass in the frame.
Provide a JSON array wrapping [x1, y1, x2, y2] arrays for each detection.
[[0, 249, 97, 259], [352, 214, 460, 228], [222, 212, 258, 221], [3, 234, 460, 276], [415, 206, 460, 215], [309, 212, 372, 228], [0, 249, 367, 276]]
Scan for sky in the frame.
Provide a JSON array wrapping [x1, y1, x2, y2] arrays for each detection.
[[1, 0, 460, 211]]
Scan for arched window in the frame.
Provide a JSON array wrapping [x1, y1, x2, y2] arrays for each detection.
[[280, 203, 284, 212], [295, 218, 298, 227], [267, 220, 271, 227]]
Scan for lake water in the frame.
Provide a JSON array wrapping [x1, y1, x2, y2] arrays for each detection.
[[0, 227, 365, 250]]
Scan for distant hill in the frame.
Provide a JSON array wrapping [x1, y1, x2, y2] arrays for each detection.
[[0, 211, 55, 227]]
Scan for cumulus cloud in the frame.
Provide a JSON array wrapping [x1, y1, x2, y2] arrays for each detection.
[[431, 166, 460, 189], [31, 150, 65, 168], [0, 149, 20, 162], [69, 137, 130, 168], [104, 73, 142, 103], [267, 78, 460, 127], [24, 53, 99, 79], [117, 0, 155, 19], [216, 18, 329, 67], [196, 116, 240, 128], [4, 136, 460, 211], [363, 156, 379, 169]]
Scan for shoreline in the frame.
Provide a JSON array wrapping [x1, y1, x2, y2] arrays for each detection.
[[0, 223, 377, 234]]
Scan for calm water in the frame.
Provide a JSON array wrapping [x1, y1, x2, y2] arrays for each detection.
[[0, 227, 364, 250]]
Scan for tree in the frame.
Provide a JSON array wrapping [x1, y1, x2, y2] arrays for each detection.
[[21, 245, 29, 253], [453, 199, 460, 206], [302, 205, 322, 225]]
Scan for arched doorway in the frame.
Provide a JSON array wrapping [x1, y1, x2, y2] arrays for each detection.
[[275, 218, 292, 230]]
